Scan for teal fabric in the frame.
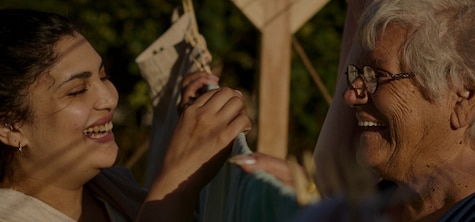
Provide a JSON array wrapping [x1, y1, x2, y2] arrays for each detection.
[[200, 134, 302, 222]]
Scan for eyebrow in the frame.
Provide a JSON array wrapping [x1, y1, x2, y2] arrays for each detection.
[[58, 62, 104, 87], [61, 71, 91, 86], [358, 57, 383, 67]]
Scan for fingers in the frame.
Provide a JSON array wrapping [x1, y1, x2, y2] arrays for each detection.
[[229, 152, 321, 205], [179, 72, 219, 113], [190, 87, 241, 114], [178, 87, 251, 150], [198, 88, 250, 131], [200, 88, 242, 118], [162, 87, 251, 189], [181, 72, 219, 98], [228, 153, 293, 187]]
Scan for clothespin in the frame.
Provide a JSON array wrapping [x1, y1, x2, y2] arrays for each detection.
[[182, 0, 216, 90], [182, 0, 200, 47], [288, 150, 321, 206]]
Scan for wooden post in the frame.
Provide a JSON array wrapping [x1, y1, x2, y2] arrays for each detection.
[[232, 0, 329, 158], [257, 0, 292, 158]]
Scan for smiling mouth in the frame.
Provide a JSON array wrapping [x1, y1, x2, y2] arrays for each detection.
[[83, 121, 113, 139], [357, 120, 386, 127]]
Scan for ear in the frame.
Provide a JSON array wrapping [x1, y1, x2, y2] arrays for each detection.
[[450, 89, 475, 129], [0, 123, 24, 148]]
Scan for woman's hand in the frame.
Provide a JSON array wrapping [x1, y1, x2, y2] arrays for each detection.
[[140, 86, 251, 222], [166, 87, 251, 185], [229, 152, 295, 187], [229, 152, 321, 205], [178, 71, 219, 114]]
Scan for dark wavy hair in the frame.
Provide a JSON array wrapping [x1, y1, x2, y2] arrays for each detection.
[[0, 9, 77, 181]]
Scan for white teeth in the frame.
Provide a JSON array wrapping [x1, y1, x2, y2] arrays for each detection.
[[358, 120, 386, 127], [83, 121, 113, 136], [89, 132, 107, 139]]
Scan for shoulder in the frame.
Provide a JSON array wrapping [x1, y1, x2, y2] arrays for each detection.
[[0, 188, 74, 222], [291, 181, 396, 222], [291, 195, 390, 222], [438, 192, 475, 222]]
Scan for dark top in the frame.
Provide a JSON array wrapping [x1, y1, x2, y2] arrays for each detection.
[[438, 192, 475, 222], [291, 180, 475, 222], [87, 166, 148, 222]]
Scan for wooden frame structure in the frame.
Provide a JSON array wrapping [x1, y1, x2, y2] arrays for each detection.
[[232, 0, 330, 158]]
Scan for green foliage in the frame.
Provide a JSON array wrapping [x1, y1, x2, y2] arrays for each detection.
[[0, 0, 347, 181], [289, 0, 347, 156]]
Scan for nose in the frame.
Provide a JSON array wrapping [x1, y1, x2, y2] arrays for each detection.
[[343, 75, 369, 107], [94, 80, 119, 112]]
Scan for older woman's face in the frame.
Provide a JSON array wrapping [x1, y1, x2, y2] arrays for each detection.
[[344, 25, 454, 179], [17, 34, 119, 186]]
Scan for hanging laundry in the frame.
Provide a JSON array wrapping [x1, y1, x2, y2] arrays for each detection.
[[135, 1, 310, 221]]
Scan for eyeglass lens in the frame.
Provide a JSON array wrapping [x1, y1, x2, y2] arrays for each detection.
[[347, 65, 377, 94]]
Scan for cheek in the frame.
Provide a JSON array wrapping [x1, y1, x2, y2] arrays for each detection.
[[386, 98, 438, 163], [375, 87, 423, 130], [24, 106, 90, 151], [65, 105, 91, 130], [370, 91, 422, 148], [41, 104, 91, 136], [387, 98, 424, 145]]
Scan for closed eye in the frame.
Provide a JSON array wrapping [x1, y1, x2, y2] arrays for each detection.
[[100, 74, 111, 81], [68, 88, 88, 96], [99, 65, 110, 81]]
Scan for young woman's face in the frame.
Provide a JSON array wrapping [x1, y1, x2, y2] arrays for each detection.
[[18, 33, 119, 184]]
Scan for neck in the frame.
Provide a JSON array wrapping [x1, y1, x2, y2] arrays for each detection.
[[0, 162, 100, 220], [386, 183, 455, 221], [385, 147, 475, 221]]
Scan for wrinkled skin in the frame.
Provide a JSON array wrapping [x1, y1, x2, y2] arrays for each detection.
[[344, 25, 475, 221]]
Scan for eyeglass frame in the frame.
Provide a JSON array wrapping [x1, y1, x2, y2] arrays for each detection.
[[345, 64, 415, 94]]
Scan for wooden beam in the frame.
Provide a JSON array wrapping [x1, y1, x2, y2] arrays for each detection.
[[232, 0, 329, 158], [231, 0, 329, 34], [256, 0, 292, 158]]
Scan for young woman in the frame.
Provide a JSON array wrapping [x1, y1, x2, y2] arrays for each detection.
[[0, 9, 250, 221]]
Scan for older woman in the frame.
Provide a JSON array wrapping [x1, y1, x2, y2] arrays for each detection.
[[291, 0, 475, 221], [0, 9, 250, 222]]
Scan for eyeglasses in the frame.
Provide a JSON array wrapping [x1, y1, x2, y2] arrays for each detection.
[[345, 64, 414, 94]]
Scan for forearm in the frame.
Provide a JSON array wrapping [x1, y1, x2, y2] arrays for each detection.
[[136, 167, 199, 222], [313, 82, 357, 196], [313, 0, 378, 196]]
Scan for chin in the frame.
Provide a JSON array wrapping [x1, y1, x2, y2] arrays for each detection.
[[357, 150, 395, 180], [96, 144, 120, 168], [356, 145, 384, 169]]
